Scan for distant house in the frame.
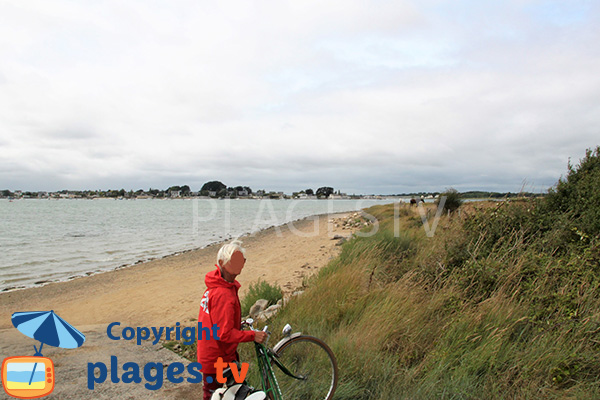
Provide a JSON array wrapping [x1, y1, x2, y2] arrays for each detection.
[[238, 189, 249, 197], [208, 191, 217, 198], [268, 191, 284, 199], [170, 190, 181, 198], [329, 192, 349, 199]]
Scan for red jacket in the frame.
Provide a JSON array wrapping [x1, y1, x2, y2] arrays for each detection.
[[197, 266, 255, 373]]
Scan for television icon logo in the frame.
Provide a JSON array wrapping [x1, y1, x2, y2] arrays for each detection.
[[4, 310, 85, 398], [1, 356, 55, 399]]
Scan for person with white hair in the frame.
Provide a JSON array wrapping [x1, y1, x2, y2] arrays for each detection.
[[197, 240, 267, 400]]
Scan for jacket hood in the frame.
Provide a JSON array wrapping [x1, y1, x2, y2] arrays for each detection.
[[205, 265, 241, 290]]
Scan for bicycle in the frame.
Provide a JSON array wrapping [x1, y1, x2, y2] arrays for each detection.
[[241, 318, 339, 400]]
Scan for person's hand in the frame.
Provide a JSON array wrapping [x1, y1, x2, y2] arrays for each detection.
[[254, 331, 268, 344]]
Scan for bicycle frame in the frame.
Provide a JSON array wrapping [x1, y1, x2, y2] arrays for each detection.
[[254, 340, 306, 400], [255, 341, 283, 400]]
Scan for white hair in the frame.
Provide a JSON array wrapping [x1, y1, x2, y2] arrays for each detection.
[[217, 239, 245, 267]]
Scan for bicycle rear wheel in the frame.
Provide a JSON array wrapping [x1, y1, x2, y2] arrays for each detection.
[[272, 335, 338, 400]]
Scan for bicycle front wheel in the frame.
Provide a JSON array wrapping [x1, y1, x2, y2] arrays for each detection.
[[272, 335, 338, 400]]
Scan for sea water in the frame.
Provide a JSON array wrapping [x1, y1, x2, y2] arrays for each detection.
[[0, 198, 392, 291]]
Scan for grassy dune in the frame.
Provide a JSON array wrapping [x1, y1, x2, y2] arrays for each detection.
[[258, 147, 600, 399]]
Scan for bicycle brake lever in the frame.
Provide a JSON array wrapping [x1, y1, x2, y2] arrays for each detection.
[[242, 318, 255, 330]]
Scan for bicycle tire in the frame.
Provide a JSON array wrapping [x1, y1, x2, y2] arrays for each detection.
[[271, 335, 338, 400]]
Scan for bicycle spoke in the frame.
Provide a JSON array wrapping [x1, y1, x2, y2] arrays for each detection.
[[273, 336, 338, 400]]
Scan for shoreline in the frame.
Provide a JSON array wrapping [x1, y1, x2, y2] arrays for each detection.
[[0, 211, 364, 329], [0, 209, 367, 294], [0, 210, 369, 399]]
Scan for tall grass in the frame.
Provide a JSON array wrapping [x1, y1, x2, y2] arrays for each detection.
[[251, 147, 600, 399], [169, 148, 600, 398]]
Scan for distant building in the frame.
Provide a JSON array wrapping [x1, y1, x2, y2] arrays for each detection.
[[208, 191, 217, 198], [328, 193, 349, 199], [238, 190, 249, 197], [170, 190, 181, 198]]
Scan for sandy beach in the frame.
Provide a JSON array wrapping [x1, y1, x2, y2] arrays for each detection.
[[0, 212, 361, 399]]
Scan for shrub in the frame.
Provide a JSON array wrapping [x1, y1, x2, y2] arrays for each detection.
[[240, 279, 283, 317], [546, 146, 600, 239], [437, 188, 463, 213]]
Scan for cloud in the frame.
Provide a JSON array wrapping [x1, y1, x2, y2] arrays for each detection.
[[0, 0, 598, 193]]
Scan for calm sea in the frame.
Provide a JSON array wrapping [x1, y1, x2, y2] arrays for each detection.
[[0, 198, 393, 291]]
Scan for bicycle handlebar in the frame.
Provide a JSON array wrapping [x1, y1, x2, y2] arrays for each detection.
[[242, 318, 271, 335], [242, 318, 272, 347]]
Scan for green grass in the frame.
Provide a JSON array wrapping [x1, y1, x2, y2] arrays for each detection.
[[240, 279, 283, 317], [251, 146, 600, 399]]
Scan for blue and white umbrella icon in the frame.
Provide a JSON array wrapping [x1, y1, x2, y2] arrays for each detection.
[[11, 310, 86, 386], [11, 310, 86, 356]]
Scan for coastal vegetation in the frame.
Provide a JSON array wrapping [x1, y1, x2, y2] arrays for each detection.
[[240, 280, 284, 317], [316, 186, 335, 198], [437, 187, 463, 213], [200, 180, 227, 194], [459, 190, 541, 199], [245, 146, 600, 398], [161, 148, 598, 398]]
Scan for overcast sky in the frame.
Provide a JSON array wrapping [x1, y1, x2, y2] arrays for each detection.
[[0, 1, 598, 194]]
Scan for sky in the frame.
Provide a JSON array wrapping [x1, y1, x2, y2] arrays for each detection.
[[0, 0, 598, 194]]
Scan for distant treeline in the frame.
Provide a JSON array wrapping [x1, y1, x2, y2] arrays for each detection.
[[394, 191, 545, 199], [460, 191, 545, 199], [1, 187, 544, 200], [0, 182, 341, 199]]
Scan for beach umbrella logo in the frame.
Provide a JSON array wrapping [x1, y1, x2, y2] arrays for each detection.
[[1, 310, 86, 399]]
